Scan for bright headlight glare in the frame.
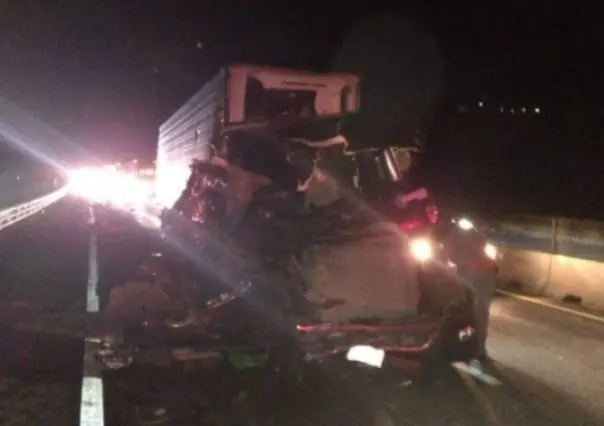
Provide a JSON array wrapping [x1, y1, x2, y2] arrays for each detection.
[[67, 166, 149, 207], [457, 217, 474, 230], [484, 243, 498, 260], [410, 238, 433, 261]]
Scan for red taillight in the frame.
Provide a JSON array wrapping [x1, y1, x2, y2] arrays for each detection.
[[399, 218, 424, 232], [399, 204, 439, 232]]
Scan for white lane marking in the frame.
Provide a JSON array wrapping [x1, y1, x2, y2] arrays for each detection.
[[80, 338, 104, 426], [453, 362, 503, 386], [80, 207, 105, 426], [87, 230, 99, 313], [88, 205, 95, 225], [497, 289, 604, 324]]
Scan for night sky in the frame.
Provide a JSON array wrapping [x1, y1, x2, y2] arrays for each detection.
[[0, 1, 601, 215]]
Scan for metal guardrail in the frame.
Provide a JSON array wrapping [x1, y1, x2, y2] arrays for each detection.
[[487, 216, 604, 263], [0, 169, 61, 208], [0, 186, 68, 232]]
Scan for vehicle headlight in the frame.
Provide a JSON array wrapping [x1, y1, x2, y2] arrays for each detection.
[[410, 238, 433, 262], [484, 243, 498, 260], [457, 217, 475, 230]]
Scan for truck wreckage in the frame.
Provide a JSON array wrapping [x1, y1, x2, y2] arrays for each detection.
[[95, 65, 497, 374]]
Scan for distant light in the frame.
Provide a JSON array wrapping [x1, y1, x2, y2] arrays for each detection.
[[534, 107, 541, 114], [500, 106, 504, 113], [478, 101, 484, 108], [521, 106, 527, 113], [511, 108, 515, 114], [196, 41, 203, 49]]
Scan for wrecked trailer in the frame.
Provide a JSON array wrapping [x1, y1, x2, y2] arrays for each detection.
[[94, 65, 488, 374], [96, 141, 484, 374]]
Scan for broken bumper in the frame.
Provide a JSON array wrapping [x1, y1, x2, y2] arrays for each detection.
[[297, 308, 476, 363]]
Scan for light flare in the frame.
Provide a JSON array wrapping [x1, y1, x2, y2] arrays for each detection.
[[484, 243, 498, 260], [410, 237, 433, 262], [67, 166, 151, 209]]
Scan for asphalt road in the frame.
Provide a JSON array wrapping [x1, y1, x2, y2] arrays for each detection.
[[1, 198, 604, 426], [0, 197, 88, 426], [103, 294, 604, 426]]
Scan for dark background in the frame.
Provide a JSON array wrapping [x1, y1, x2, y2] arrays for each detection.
[[0, 1, 601, 217]]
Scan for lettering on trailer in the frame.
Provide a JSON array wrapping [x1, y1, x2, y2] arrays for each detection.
[[280, 80, 328, 89]]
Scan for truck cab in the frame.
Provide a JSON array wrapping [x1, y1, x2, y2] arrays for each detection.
[[155, 65, 360, 211]]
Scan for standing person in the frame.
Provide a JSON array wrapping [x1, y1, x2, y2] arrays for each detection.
[[437, 219, 496, 365]]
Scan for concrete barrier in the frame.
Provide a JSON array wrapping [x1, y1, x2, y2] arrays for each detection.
[[496, 246, 604, 312], [497, 247, 552, 295], [548, 255, 604, 312], [487, 215, 604, 312]]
